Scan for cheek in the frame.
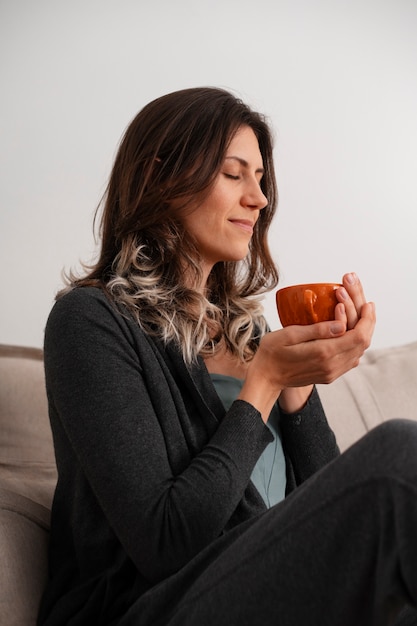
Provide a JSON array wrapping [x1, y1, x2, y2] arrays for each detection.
[[181, 182, 230, 235], [186, 204, 224, 233], [183, 211, 211, 236]]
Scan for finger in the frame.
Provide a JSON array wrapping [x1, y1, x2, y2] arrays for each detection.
[[332, 301, 376, 364], [282, 318, 347, 345], [336, 273, 367, 329], [336, 286, 358, 330], [343, 272, 366, 310], [334, 302, 347, 326], [356, 301, 377, 340]]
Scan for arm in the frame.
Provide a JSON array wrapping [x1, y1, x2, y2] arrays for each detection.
[[279, 386, 340, 490], [45, 288, 272, 582]]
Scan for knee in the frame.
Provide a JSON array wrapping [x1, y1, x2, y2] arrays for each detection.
[[370, 418, 417, 446], [362, 419, 417, 475]]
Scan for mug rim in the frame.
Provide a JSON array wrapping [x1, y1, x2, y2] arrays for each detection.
[[277, 282, 342, 294]]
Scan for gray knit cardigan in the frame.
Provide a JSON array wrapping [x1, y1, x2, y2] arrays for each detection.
[[38, 287, 339, 625]]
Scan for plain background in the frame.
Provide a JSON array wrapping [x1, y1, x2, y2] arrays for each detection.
[[1, 0, 416, 350]]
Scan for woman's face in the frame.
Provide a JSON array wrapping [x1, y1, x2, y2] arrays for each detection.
[[181, 125, 267, 283]]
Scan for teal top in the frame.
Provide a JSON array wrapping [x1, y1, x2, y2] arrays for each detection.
[[210, 373, 287, 508]]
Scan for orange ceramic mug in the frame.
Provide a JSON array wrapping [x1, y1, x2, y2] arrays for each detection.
[[276, 283, 342, 327]]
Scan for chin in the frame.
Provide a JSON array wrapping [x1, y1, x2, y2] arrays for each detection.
[[221, 253, 249, 264]]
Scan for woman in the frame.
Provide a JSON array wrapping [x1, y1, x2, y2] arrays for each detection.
[[38, 87, 417, 625]]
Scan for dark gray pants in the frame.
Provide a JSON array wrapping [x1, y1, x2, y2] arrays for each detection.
[[126, 419, 417, 626]]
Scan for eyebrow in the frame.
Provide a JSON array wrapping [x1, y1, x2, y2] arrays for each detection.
[[225, 156, 265, 174]]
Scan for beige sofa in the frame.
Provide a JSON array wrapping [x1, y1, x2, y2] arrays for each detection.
[[1, 340, 417, 625]]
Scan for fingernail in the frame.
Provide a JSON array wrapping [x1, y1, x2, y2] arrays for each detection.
[[339, 287, 348, 300], [330, 321, 345, 334], [346, 273, 356, 285]]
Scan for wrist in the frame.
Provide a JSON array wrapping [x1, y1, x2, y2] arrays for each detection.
[[238, 376, 283, 424], [278, 385, 314, 414]]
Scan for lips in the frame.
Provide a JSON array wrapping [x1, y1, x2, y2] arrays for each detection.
[[228, 219, 255, 233]]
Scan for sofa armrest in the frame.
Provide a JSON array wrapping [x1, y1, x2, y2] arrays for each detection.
[[0, 488, 50, 625]]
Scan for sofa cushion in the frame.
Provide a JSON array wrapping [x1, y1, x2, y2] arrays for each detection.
[[318, 341, 417, 451], [0, 487, 50, 626], [0, 345, 57, 510]]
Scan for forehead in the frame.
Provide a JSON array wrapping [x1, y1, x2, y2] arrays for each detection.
[[226, 126, 263, 165]]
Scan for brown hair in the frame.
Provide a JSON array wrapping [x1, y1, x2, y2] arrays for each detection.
[[62, 87, 279, 361]]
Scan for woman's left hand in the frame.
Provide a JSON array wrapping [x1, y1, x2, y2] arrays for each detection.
[[278, 272, 372, 413]]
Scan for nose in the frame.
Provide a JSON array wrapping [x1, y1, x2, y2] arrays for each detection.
[[242, 179, 268, 211]]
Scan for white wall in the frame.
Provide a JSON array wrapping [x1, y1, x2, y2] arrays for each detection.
[[1, 0, 416, 350]]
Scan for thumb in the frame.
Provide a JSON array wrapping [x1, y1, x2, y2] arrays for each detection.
[[284, 320, 346, 343]]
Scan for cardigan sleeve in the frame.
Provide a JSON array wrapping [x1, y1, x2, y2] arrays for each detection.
[[44, 288, 272, 583], [279, 387, 340, 492]]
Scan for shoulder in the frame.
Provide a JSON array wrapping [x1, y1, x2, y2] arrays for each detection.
[[46, 286, 125, 327], [44, 287, 160, 358], [44, 287, 134, 349], [50, 286, 112, 314]]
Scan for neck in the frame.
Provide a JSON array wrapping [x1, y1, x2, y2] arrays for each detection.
[[204, 341, 248, 378], [183, 261, 213, 294]]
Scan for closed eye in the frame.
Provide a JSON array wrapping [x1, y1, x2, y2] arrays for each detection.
[[223, 173, 240, 180]]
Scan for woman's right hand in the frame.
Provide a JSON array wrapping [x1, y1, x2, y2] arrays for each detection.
[[238, 300, 376, 423]]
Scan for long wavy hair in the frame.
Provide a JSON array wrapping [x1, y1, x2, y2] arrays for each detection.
[[61, 87, 279, 363]]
